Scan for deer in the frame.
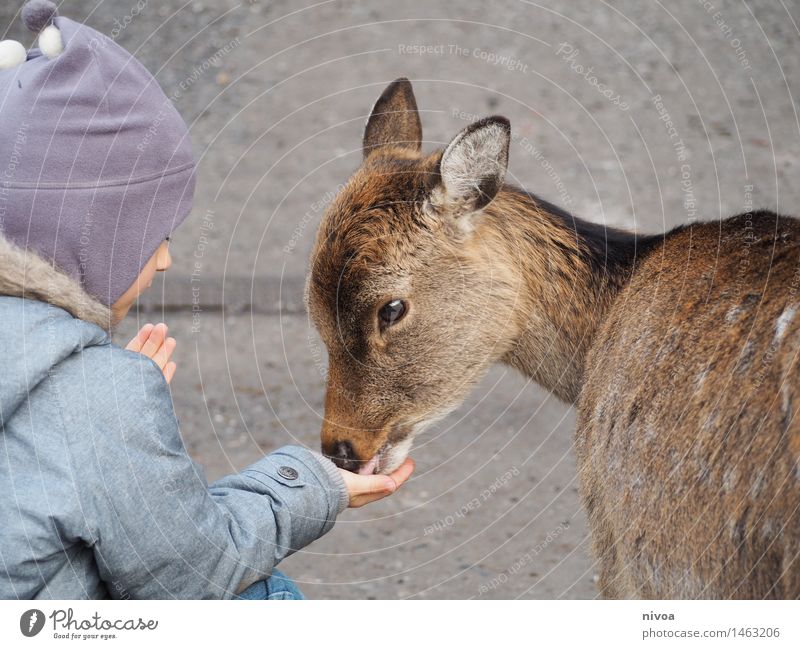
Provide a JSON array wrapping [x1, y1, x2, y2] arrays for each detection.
[[305, 78, 800, 598]]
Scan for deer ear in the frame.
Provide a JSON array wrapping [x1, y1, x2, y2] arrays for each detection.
[[363, 78, 422, 157], [432, 116, 510, 219]]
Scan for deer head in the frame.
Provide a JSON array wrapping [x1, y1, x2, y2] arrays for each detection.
[[307, 78, 525, 474]]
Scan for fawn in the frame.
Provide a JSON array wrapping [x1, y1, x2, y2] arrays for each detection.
[[306, 78, 800, 598]]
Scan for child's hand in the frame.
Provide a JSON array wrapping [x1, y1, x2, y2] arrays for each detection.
[[125, 322, 177, 384], [339, 458, 415, 508]]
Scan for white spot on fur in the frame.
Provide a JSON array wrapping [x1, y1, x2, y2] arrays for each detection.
[[695, 366, 709, 389], [781, 382, 792, 421], [749, 471, 765, 497], [774, 305, 797, 343], [722, 467, 738, 493], [725, 306, 742, 324], [593, 401, 604, 424], [702, 409, 719, 431]]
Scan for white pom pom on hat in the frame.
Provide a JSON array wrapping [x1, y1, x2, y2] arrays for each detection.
[[0, 39, 26, 70], [38, 24, 63, 58]]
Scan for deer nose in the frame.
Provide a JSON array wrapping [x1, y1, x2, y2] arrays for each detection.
[[325, 440, 361, 472]]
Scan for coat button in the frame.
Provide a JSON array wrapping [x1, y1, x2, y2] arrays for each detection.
[[278, 466, 298, 480]]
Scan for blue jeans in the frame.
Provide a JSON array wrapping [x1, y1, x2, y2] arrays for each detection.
[[236, 570, 304, 600]]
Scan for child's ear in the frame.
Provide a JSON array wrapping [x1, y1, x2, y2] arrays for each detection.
[[363, 78, 422, 157], [429, 116, 510, 224]]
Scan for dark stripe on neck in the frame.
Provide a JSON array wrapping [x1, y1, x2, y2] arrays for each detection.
[[504, 185, 661, 285]]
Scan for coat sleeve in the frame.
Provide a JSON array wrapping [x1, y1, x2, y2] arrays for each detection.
[[78, 348, 348, 599]]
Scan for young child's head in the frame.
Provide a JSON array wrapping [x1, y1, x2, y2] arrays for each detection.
[[0, 0, 195, 325]]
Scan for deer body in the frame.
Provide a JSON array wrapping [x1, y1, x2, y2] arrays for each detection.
[[577, 213, 800, 598], [307, 78, 800, 598]]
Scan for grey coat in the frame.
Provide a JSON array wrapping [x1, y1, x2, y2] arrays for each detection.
[[0, 233, 348, 599]]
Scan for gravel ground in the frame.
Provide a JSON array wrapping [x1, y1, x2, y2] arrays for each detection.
[[3, 0, 799, 598]]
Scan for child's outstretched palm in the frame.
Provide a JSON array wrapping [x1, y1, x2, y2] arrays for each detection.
[[126, 322, 177, 383]]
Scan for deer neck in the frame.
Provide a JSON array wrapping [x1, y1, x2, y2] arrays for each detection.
[[475, 186, 652, 403]]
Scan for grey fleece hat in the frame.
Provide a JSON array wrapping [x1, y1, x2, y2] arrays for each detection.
[[0, 0, 195, 306]]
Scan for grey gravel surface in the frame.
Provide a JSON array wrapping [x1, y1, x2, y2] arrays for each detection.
[[4, 0, 799, 598]]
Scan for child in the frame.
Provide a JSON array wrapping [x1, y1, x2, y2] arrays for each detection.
[[0, 1, 413, 599]]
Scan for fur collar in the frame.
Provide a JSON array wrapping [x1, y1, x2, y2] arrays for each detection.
[[0, 231, 111, 330]]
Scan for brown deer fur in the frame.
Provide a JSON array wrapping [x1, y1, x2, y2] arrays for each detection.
[[306, 78, 800, 598]]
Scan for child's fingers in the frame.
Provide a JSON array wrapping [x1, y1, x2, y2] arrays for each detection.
[[349, 489, 394, 508], [163, 361, 177, 384], [385, 458, 415, 490], [152, 337, 177, 370], [353, 458, 414, 497], [342, 458, 415, 507], [139, 323, 167, 359], [125, 323, 176, 383], [125, 323, 154, 352]]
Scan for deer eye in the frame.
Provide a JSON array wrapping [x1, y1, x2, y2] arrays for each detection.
[[378, 299, 406, 329]]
